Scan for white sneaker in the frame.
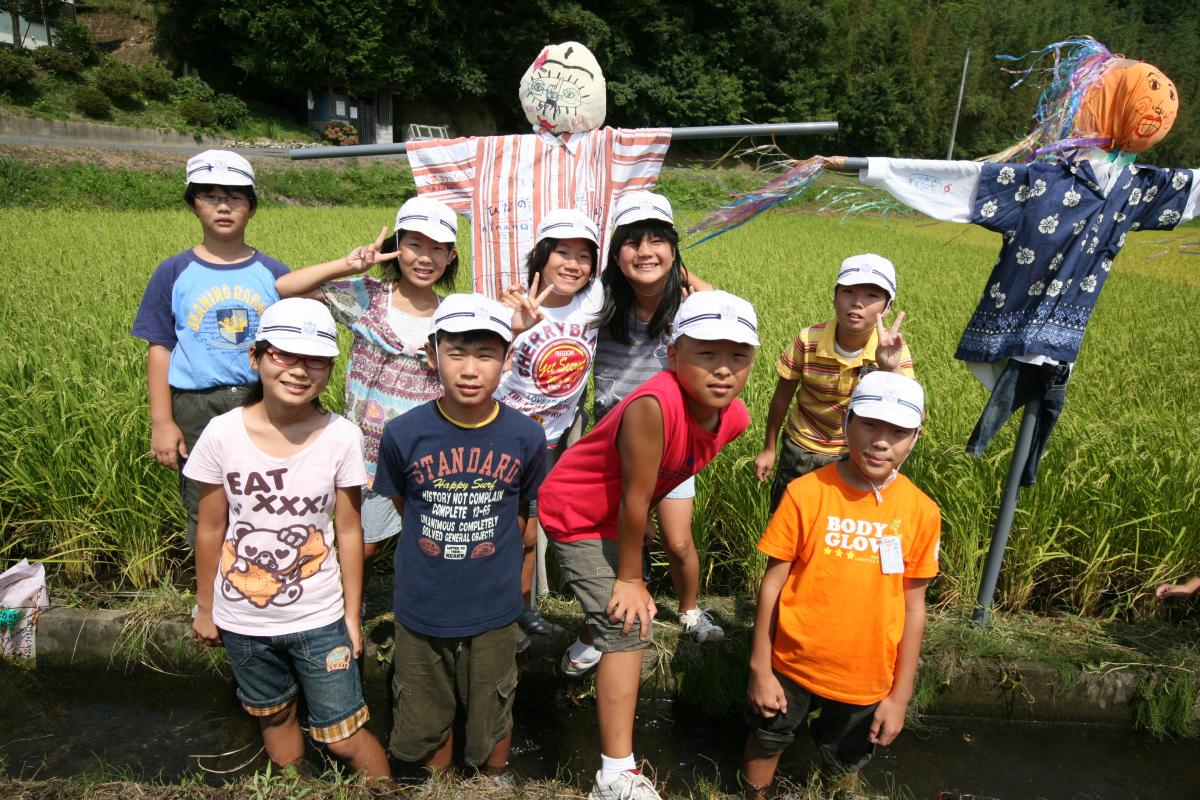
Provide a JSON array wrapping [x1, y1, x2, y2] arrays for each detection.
[[560, 643, 601, 677], [588, 769, 662, 800], [679, 608, 724, 643]]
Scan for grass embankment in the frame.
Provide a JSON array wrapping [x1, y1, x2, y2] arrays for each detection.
[[1, 158, 1197, 617]]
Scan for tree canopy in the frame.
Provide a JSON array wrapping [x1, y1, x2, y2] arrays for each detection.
[[157, 0, 1200, 163]]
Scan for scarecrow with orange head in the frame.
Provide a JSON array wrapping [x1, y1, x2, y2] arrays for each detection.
[[830, 37, 1199, 484]]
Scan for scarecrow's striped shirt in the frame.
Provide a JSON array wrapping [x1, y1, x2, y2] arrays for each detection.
[[407, 127, 671, 298]]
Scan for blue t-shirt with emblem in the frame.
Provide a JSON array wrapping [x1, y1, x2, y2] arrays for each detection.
[[132, 249, 290, 390], [373, 401, 546, 638], [962, 159, 1192, 363]]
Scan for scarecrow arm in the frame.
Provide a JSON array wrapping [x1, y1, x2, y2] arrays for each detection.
[[834, 157, 984, 223]]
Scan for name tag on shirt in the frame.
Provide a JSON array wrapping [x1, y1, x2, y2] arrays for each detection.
[[879, 536, 905, 574]]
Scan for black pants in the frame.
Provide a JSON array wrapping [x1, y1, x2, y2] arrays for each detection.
[[965, 360, 1070, 487]]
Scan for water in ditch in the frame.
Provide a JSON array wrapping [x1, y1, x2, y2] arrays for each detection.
[[1, 665, 1196, 799]]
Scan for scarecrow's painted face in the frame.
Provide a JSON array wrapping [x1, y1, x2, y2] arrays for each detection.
[[519, 41, 606, 134], [1076, 59, 1179, 153]]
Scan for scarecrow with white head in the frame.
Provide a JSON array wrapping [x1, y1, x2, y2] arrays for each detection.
[[408, 42, 669, 297]]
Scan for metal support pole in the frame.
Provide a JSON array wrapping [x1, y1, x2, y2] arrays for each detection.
[[947, 49, 971, 160], [289, 120, 839, 160], [971, 398, 1042, 627]]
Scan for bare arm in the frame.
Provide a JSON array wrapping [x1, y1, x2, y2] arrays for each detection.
[[192, 482, 228, 645], [276, 227, 399, 298], [870, 577, 928, 746], [753, 377, 799, 482], [334, 485, 366, 657], [148, 343, 186, 470], [746, 557, 792, 716], [608, 396, 664, 640], [1157, 575, 1200, 601]]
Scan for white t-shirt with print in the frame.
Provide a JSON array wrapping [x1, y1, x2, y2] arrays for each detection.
[[495, 281, 603, 445], [183, 408, 367, 636]]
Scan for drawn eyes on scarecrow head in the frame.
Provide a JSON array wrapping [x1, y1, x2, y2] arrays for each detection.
[[527, 73, 586, 114], [1133, 71, 1179, 136]]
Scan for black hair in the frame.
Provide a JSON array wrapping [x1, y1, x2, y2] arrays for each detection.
[[184, 182, 259, 213], [379, 229, 459, 289], [526, 236, 600, 290], [242, 341, 326, 410], [426, 329, 511, 355], [591, 220, 687, 346]]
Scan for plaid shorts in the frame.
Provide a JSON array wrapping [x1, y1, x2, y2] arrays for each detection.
[[221, 618, 368, 744]]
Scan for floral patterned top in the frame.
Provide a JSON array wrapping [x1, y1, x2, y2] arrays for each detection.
[[963, 159, 1192, 363], [323, 276, 441, 485]]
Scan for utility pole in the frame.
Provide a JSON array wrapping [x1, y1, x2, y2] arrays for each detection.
[[947, 48, 971, 159]]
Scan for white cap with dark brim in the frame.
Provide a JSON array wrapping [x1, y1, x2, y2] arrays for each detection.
[[536, 208, 600, 245], [610, 190, 674, 228], [848, 371, 924, 429], [433, 293, 513, 343], [394, 196, 459, 244], [670, 290, 759, 346], [837, 253, 897, 298], [255, 298, 339, 357], [186, 149, 255, 187]]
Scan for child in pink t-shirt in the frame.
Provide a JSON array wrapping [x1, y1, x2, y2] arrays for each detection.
[[537, 290, 759, 800], [185, 298, 388, 780]]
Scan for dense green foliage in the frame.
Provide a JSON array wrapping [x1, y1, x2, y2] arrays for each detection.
[[71, 83, 112, 118], [155, 0, 1200, 163], [32, 45, 85, 78]]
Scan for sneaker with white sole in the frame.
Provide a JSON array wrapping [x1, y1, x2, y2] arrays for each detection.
[[679, 608, 724, 642], [560, 644, 601, 677], [588, 769, 662, 800], [516, 628, 532, 653]]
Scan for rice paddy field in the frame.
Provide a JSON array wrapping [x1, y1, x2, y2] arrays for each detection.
[[1, 198, 1197, 617]]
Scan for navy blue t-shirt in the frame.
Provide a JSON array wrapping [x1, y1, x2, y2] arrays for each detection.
[[373, 401, 546, 638]]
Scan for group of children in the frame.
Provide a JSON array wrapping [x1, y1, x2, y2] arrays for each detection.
[[133, 148, 951, 798]]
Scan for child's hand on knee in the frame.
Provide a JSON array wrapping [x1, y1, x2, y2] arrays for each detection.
[[607, 578, 656, 639], [746, 669, 787, 717]]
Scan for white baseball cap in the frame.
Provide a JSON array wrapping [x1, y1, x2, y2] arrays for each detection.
[[394, 196, 459, 244], [611, 190, 674, 228], [433, 293, 513, 343], [256, 298, 339, 357], [670, 290, 760, 346], [537, 208, 600, 245], [848, 371, 924, 429], [185, 149, 255, 187], [837, 253, 897, 299]]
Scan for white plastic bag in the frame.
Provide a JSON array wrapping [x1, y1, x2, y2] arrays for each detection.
[[0, 559, 48, 660]]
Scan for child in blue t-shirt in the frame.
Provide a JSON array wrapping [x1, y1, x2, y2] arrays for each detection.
[[131, 150, 289, 544], [373, 293, 546, 778]]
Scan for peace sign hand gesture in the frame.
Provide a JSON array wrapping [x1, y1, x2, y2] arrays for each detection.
[[875, 310, 907, 372], [343, 227, 401, 276], [500, 273, 556, 337]]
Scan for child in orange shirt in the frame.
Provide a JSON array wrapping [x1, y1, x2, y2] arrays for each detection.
[[742, 371, 940, 798]]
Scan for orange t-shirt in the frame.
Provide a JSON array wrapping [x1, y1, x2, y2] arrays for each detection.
[[758, 463, 941, 705]]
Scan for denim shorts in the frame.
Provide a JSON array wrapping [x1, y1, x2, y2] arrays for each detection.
[[361, 487, 402, 544], [221, 618, 368, 743], [664, 474, 696, 500]]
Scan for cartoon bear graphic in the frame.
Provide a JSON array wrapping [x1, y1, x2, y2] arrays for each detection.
[[219, 523, 329, 609]]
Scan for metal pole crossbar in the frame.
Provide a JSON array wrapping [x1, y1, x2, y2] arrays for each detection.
[[289, 121, 839, 160]]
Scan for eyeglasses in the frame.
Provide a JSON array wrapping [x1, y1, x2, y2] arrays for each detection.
[[266, 348, 333, 371], [196, 192, 250, 208]]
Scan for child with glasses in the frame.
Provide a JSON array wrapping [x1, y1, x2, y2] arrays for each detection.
[[132, 149, 290, 546], [186, 298, 389, 780]]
